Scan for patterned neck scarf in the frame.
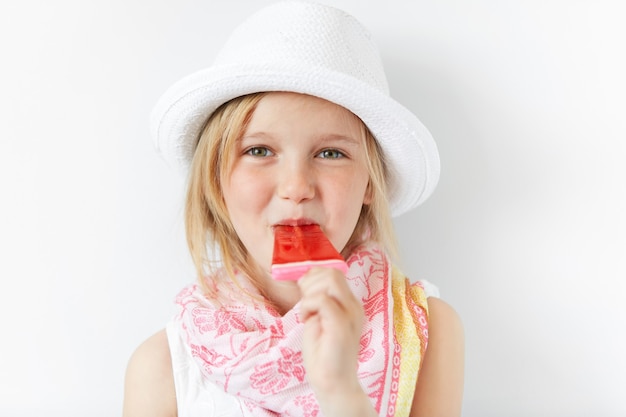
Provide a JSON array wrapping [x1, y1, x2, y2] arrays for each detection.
[[173, 243, 429, 416]]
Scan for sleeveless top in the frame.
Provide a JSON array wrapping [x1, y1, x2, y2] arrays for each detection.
[[166, 245, 440, 417]]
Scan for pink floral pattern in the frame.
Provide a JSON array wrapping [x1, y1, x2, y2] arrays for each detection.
[[192, 305, 248, 336], [250, 347, 305, 394], [190, 343, 230, 374], [359, 329, 375, 363], [294, 393, 320, 417]]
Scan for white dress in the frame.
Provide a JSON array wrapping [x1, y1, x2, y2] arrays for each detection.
[[166, 320, 244, 416]]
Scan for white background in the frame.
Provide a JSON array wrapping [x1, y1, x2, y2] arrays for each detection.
[[1, 0, 625, 416]]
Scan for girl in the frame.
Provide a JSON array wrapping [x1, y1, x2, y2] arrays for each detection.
[[124, 2, 464, 416]]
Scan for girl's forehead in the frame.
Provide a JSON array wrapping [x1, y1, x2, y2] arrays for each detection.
[[245, 92, 364, 137]]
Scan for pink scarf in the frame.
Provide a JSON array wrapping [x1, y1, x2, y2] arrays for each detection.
[[173, 243, 429, 417]]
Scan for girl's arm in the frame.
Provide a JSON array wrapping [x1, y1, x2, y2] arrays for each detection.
[[411, 297, 465, 417], [123, 329, 177, 417]]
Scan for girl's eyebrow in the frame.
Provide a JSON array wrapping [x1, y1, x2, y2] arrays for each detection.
[[318, 134, 361, 145], [239, 131, 271, 140], [237, 132, 273, 146], [241, 132, 361, 145]]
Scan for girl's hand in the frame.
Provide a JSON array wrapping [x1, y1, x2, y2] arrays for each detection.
[[298, 267, 376, 417]]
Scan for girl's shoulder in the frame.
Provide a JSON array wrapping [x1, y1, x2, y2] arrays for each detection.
[[123, 329, 177, 417], [411, 297, 464, 416]]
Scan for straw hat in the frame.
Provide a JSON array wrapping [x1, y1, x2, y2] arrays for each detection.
[[150, 0, 440, 216]]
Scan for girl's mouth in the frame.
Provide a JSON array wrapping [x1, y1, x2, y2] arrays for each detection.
[[273, 218, 318, 227]]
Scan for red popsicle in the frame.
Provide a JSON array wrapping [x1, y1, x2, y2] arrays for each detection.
[[271, 224, 348, 281]]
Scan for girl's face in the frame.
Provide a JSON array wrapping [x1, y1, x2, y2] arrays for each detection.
[[222, 92, 372, 278]]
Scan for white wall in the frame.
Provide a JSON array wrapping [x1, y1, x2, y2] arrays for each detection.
[[1, 0, 624, 415]]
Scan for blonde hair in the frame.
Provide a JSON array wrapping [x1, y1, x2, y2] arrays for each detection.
[[185, 93, 397, 296]]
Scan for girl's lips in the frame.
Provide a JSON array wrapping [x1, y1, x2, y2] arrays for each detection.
[[273, 218, 318, 227]]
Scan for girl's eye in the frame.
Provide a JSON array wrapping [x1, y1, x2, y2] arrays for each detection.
[[318, 149, 345, 159], [245, 147, 273, 157]]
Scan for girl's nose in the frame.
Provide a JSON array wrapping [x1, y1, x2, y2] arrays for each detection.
[[277, 162, 315, 203]]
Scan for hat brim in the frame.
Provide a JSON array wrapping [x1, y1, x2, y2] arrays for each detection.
[[151, 63, 440, 216]]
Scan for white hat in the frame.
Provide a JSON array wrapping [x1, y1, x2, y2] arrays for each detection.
[[150, 0, 440, 216]]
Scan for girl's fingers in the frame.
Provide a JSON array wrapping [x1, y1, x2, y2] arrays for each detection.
[[298, 267, 364, 331], [299, 267, 360, 308], [299, 291, 340, 321]]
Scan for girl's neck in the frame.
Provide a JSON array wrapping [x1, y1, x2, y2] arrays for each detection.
[[258, 275, 301, 316], [238, 257, 302, 315]]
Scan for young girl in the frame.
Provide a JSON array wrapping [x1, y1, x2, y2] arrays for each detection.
[[123, 1, 464, 416]]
